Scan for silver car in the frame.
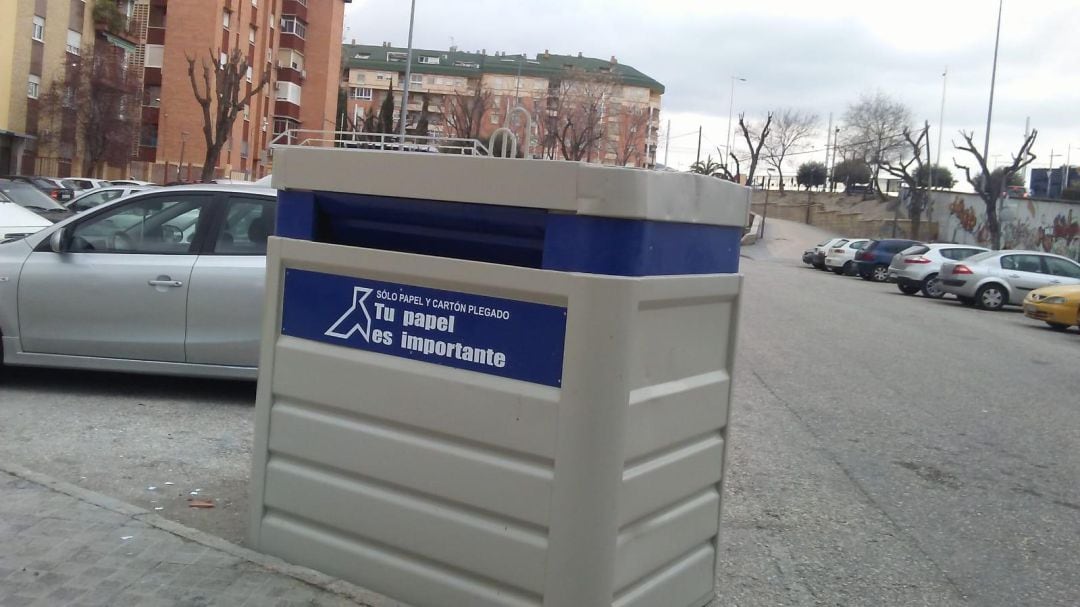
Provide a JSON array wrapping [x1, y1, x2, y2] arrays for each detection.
[[889, 243, 989, 298], [939, 250, 1080, 310], [0, 185, 275, 379]]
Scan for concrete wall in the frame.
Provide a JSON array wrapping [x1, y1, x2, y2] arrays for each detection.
[[750, 200, 937, 241], [927, 191, 1080, 263]]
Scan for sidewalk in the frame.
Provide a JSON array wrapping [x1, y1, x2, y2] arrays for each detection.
[[0, 463, 401, 607]]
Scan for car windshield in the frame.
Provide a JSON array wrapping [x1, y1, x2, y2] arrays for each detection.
[[0, 181, 66, 210]]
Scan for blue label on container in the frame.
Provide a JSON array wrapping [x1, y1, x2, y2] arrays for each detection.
[[281, 269, 567, 387]]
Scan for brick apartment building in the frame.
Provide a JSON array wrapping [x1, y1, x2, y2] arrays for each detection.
[[341, 43, 664, 168], [0, 0, 346, 181]]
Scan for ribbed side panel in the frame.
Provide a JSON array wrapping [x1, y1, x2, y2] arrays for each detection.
[[272, 337, 561, 460], [613, 543, 716, 607], [260, 512, 542, 607], [614, 489, 720, 591], [267, 401, 554, 527], [264, 457, 549, 594], [626, 370, 730, 461], [618, 433, 725, 526]]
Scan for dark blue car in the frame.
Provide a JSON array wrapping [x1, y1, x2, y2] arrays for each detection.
[[855, 239, 921, 282]]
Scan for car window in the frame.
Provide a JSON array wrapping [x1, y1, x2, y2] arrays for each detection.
[[212, 196, 274, 255], [1044, 257, 1080, 279], [1001, 254, 1043, 273], [850, 240, 869, 250], [882, 242, 909, 253], [0, 181, 65, 210], [902, 245, 929, 256], [956, 248, 987, 260], [832, 239, 849, 248], [68, 195, 209, 254], [72, 190, 124, 212]]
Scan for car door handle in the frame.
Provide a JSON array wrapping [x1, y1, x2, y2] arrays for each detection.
[[148, 279, 183, 288], [1008, 274, 1020, 278]]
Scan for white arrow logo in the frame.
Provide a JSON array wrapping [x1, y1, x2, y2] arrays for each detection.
[[325, 286, 373, 342]]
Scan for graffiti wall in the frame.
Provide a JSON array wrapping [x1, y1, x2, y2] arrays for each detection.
[[927, 191, 1080, 263]]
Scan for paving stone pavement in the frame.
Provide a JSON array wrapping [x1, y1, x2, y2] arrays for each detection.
[[0, 466, 400, 607]]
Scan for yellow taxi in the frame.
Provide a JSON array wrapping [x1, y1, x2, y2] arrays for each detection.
[[1023, 285, 1080, 332]]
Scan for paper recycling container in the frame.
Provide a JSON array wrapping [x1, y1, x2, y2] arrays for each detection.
[[249, 146, 749, 607]]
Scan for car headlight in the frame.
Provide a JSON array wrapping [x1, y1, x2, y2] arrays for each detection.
[[1043, 296, 1068, 304]]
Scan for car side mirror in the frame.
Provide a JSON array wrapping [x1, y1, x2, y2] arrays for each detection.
[[49, 228, 66, 253]]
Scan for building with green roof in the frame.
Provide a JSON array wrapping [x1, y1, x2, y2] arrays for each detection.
[[340, 43, 664, 167]]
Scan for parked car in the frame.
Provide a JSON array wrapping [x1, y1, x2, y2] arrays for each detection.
[[809, 237, 852, 270], [107, 179, 156, 187], [1022, 285, 1080, 331], [66, 186, 152, 213], [802, 248, 816, 265], [939, 251, 1080, 310], [0, 179, 72, 222], [0, 194, 52, 242], [854, 239, 921, 282], [888, 243, 990, 297], [59, 178, 111, 192], [0, 176, 74, 202], [824, 238, 871, 275], [0, 185, 275, 379]]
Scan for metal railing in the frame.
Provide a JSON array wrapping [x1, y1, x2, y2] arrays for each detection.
[[268, 129, 491, 157]]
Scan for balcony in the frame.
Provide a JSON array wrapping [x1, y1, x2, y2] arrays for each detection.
[[147, 26, 165, 45], [275, 100, 301, 120], [92, 1, 143, 45], [281, 0, 308, 21], [278, 32, 305, 52], [140, 106, 160, 124], [276, 65, 305, 85]]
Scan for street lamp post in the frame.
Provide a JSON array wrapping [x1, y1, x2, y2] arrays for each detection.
[[984, 0, 1004, 245], [759, 168, 774, 239], [724, 76, 747, 166], [397, 0, 417, 144]]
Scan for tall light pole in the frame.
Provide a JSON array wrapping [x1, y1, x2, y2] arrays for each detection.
[[724, 76, 747, 164], [933, 67, 948, 189], [982, 0, 1003, 189], [397, 0, 417, 144]]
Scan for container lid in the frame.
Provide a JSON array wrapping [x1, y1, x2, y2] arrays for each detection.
[[271, 147, 750, 228]]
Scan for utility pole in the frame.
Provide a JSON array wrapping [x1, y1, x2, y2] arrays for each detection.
[[1048, 148, 1059, 196], [663, 119, 671, 167], [695, 125, 702, 165], [724, 76, 746, 165], [825, 112, 833, 189], [1064, 144, 1073, 194], [397, 0, 417, 144]]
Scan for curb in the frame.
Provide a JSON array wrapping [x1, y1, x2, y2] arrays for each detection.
[[0, 461, 405, 607]]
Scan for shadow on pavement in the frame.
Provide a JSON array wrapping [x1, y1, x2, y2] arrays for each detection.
[[0, 366, 256, 405]]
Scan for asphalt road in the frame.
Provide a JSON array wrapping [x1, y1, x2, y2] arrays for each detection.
[[1, 218, 1078, 605]]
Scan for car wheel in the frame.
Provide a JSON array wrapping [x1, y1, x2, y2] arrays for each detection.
[[897, 282, 921, 295], [842, 261, 853, 275], [831, 267, 845, 275], [921, 274, 945, 299], [1046, 322, 1069, 332], [975, 284, 1007, 311], [871, 264, 889, 282]]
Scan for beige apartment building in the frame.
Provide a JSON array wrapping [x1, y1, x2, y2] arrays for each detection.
[[341, 43, 664, 168], [0, 0, 347, 181]]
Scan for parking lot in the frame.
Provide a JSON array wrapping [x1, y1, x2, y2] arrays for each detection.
[[1, 219, 1078, 605]]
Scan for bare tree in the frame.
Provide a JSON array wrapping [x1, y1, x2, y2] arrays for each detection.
[[444, 80, 493, 141], [613, 104, 652, 167], [545, 69, 616, 162], [763, 109, 819, 196], [37, 45, 141, 177], [186, 47, 270, 182], [880, 123, 931, 239], [737, 112, 773, 187], [842, 91, 912, 199], [954, 129, 1038, 249]]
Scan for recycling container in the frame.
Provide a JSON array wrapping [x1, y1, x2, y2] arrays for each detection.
[[249, 146, 749, 607]]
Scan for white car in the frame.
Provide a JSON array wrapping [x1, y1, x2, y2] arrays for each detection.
[[0, 197, 52, 242], [59, 178, 112, 192], [66, 186, 153, 213], [824, 238, 870, 275], [107, 179, 156, 187]]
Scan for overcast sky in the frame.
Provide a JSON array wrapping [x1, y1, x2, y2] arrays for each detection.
[[344, 0, 1080, 177]]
